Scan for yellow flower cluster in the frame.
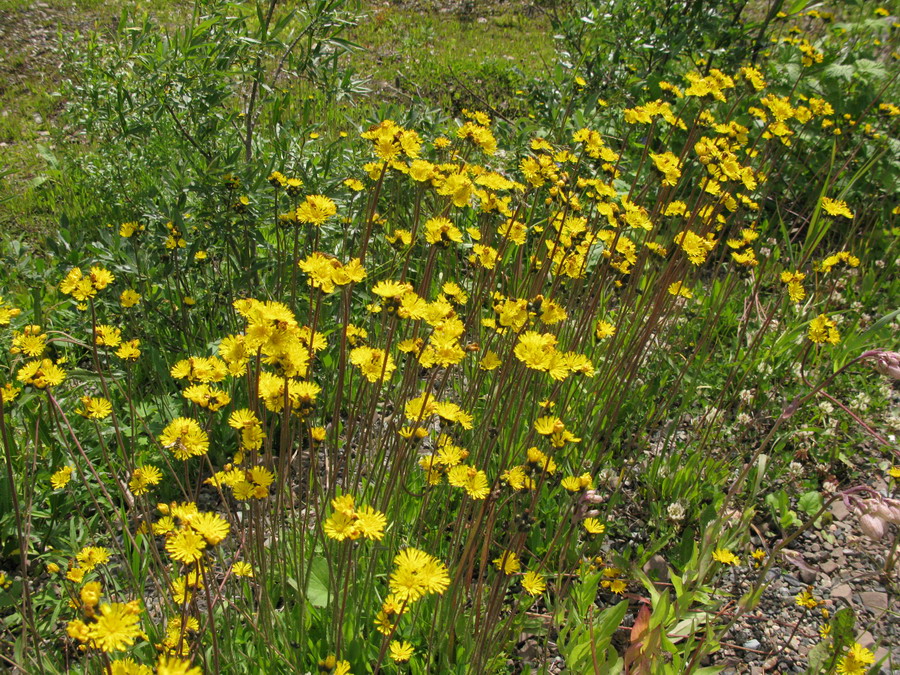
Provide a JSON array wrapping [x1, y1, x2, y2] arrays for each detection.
[[323, 494, 388, 541], [59, 265, 115, 302]]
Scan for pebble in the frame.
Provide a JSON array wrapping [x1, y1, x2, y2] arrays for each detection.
[[831, 501, 850, 520], [783, 573, 805, 588], [743, 639, 761, 650], [799, 568, 817, 584], [831, 583, 853, 600], [859, 591, 889, 612]]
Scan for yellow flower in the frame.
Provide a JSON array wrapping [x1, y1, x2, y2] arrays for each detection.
[[66, 566, 86, 583], [188, 512, 230, 546], [159, 418, 209, 460], [165, 528, 207, 563], [594, 319, 616, 339], [77, 546, 110, 570], [118, 221, 144, 237], [513, 331, 558, 371], [808, 314, 840, 345], [493, 550, 521, 575], [76, 396, 113, 420], [156, 655, 202, 675], [128, 465, 162, 496], [120, 289, 141, 308], [295, 195, 337, 226], [447, 465, 490, 499], [389, 640, 415, 663], [0, 383, 21, 403], [583, 518, 606, 535], [424, 217, 463, 246], [821, 197, 854, 219], [50, 466, 74, 490], [389, 547, 450, 602], [711, 548, 740, 565], [115, 339, 141, 361], [608, 578, 627, 594], [562, 473, 593, 492], [667, 281, 693, 299], [80, 580, 102, 608], [232, 561, 254, 578], [323, 496, 387, 541], [0, 296, 22, 325], [837, 643, 875, 675], [17, 358, 66, 388], [674, 230, 717, 265], [480, 351, 502, 370], [87, 602, 143, 652], [349, 346, 396, 383], [522, 570, 546, 596]]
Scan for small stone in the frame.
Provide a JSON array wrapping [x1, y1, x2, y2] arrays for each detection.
[[831, 583, 853, 600], [743, 639, 761, 650], [821, 561, 839, 574], [858, 631, 875, 648], [783, 574, 804, 588], [799, 568, 817, 584], [831, 501, 850, 521], [858, 592, 889, 612], [642, 554, 669, 583], [763, 656, 779, 671], [751, 667, 765, 675]]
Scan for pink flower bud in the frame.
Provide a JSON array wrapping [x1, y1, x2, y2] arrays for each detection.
[[882, 498, 900, 525], [869, 500, 893, 521], [871, 351, 900, 380], [858, 513, 885, 541]]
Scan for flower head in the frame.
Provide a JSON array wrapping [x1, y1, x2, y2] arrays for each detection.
[[389, 547, 450, 603], [522, 570, 546, 596], [389, 640, 415, 663], [711, 548, 740, 565]]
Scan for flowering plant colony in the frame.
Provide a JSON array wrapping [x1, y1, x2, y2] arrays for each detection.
[[1, 9, 900, 674]]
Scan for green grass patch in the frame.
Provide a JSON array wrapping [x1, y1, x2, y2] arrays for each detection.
[[347, 3, 555, 115]]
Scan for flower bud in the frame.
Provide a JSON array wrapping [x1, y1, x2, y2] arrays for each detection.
[[872, 351, 900, 380], [858, 513, 886, 541], [882, 498, 900, 525], [583, 490, 604, 504]]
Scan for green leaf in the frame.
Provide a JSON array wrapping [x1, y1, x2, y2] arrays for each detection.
[[824, 63, 854, 82], [306, 556, 330, 608], [831, 607, 855, 654], [798, 491, 823, 517], [595, 599, 629, 644]]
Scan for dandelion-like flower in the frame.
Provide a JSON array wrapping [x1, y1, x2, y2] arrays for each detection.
[[86, 602, 143, 652], [159, 418, 209, 460], [295, 195, 337, 226], [522, 571, 546, 596], [165, 529, 207, 564], [836, 643, 875, 675], [711, 548, 740, 565], [50, 466, 74, 490], [389, 548, 450, 603], [389, 640, 415, 663]]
